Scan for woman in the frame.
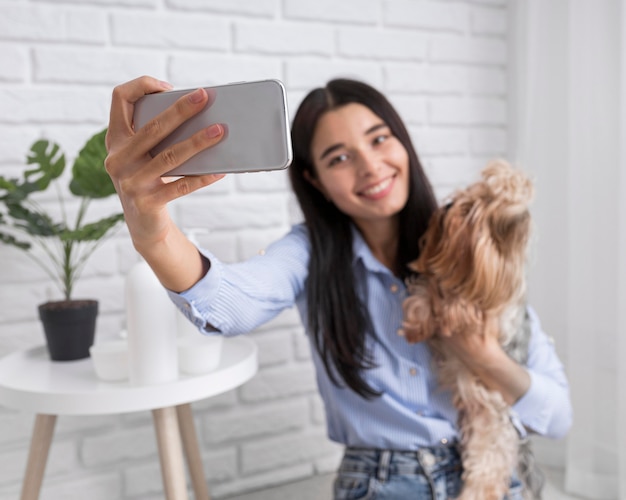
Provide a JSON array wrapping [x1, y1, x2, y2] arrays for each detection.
[[105, 77, 572, 499]]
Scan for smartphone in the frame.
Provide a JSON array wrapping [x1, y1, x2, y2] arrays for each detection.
[[133, 79, 292, 176]]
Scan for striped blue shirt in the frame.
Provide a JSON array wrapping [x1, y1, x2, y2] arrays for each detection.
[[169, 223, 572, 449]]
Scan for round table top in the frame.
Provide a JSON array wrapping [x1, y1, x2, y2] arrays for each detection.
[[0, 337, 257, 415]]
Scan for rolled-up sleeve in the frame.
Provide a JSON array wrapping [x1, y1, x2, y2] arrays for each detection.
[[511, 306, 573, 439], [168, 224, 310, 336]]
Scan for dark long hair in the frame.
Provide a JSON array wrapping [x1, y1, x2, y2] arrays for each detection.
[[289, 79, 437, 398]]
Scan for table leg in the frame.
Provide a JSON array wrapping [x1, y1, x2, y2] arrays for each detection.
[[20, 413, 57, 500], [152, 407, 189, 500], [176, 404, 211, 500]]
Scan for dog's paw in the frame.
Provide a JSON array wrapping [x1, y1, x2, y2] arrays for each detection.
[[399, 323, 434, 343]]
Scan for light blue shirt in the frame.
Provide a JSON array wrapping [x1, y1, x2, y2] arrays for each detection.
[[169, 223, 572, 449]]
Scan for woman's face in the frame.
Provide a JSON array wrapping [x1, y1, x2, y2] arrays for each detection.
[[308, 103, 410, 232]]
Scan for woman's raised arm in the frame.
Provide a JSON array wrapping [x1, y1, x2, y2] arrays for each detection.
[[105, 76, 225, 292]]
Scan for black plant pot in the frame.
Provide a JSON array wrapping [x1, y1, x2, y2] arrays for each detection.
[[38, 300, 98, 361]]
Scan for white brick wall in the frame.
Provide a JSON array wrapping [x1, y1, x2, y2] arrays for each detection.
[[0, 0, 509, 497]]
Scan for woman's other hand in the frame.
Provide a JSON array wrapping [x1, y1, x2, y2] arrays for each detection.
[[440, 331, 531, 405]]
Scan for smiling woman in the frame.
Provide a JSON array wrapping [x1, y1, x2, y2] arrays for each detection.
[[103, 76, 571, 499]]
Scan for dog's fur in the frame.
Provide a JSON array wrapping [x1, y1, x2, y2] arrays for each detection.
[[402, 160, 542, 500]]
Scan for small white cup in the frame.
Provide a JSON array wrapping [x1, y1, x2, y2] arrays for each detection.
[[89, 339, 129, 382], [177, 335, 224, 375]]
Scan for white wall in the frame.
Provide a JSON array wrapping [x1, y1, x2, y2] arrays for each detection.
[[0, 1, 510, 498]]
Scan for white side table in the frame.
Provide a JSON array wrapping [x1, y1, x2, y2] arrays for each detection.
[[0, 337, 257, 500]]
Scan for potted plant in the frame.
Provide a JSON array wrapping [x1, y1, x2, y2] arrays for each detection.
[[0, 128, 124, 361]]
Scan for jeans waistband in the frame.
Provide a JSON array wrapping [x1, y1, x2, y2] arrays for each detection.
[[340, 443, 461, 482]]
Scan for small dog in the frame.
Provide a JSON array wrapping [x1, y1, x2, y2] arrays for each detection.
[[402, 160, 541, 500]]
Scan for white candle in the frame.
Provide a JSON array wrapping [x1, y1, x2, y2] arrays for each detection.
[[125, 260, 178, 385]]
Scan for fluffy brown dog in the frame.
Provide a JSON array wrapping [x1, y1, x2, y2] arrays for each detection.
[[402, 160, 540, 500]]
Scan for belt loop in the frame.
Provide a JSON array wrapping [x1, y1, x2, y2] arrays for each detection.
[[416, 448, 437, 497], [376, 450, 392, 483]]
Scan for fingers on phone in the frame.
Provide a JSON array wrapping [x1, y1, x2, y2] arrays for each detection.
[[134, 88, 214, 168], [206, 123, 223, 139], [135, 88, 209, 149], [109, 76, 172, 143], [155, 124, 224, 176], [185, 88, 206, 105], [157, 173, 226, 204]]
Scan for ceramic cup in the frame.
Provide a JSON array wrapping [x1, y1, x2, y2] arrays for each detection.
[[89, 339, 129, 382], [177, 335, 224, 375]]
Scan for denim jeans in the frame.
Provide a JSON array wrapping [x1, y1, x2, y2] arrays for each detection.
[[333, 444, 524, 499]]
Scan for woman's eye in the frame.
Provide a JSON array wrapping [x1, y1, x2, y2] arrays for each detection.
[[373, 134, 388, 145], [328, 153, 349, 167]]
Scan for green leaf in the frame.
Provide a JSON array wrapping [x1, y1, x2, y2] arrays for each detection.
[[0, 212, 32, 250], [60, 213, 124, 242], [0, 177, 17, 204], [25, 140, 66, 191], [1, 140, 66, 204], [0, 231, 31, 250], [0, 178, 29, 204], [0, 176, 18, 193], [70, 128, 116, 199], [7, 203, 63, 237]]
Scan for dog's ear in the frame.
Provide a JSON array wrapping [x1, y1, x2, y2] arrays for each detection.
[[480, 160, 534, 257], [491, 209, 531, 256], [426, 200, 475, 290], [407, 204, 450, 275]]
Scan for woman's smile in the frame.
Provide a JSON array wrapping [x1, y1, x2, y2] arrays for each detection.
[[358, 174, 396, 200]]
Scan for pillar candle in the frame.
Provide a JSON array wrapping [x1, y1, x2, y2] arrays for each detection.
[[125, 260, 178, 385]]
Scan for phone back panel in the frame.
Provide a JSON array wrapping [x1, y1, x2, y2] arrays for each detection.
[[133, 79, 292, 176]]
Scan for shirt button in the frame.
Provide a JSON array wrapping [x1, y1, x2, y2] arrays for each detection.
[[390, 284, 398, 293], [258, 249, 266, 255], [397, 329, 405, 337], [183, 303, 191, 310], [441, 438, 448, 445], [409, 367, 417, 376]]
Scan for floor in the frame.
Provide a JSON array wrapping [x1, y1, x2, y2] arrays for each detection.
[[225, 466, 588, 500]]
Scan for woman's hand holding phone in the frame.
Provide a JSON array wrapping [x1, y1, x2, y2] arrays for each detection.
[[105, 76, 226, 291], [132, 79, 292, 176]]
